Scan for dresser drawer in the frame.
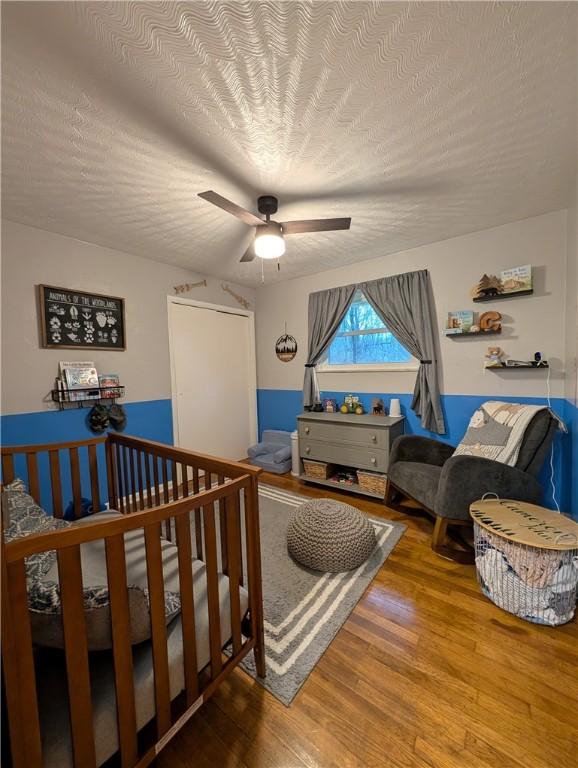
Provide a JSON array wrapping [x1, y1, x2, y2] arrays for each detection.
[[299, 439, 389, 472], [298, 420, 389, 450]]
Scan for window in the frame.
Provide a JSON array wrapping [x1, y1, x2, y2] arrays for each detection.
[[317, 290, 418, 372]]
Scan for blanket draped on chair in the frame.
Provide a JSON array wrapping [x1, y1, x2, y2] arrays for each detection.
[[453, 401, 548, 465]]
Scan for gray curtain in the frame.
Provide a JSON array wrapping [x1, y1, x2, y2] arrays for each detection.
[[303, 284, 356, 408], [361, 270, 446, 434]]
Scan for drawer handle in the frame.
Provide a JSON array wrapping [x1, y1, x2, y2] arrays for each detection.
[[305, 446, 310, 454], [371, 457, 377, 465], [371, 434, 377, 443], [305, 427, 310, 434]]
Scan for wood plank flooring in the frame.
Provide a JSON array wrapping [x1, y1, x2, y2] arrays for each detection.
[[158, 473, 578, 768]]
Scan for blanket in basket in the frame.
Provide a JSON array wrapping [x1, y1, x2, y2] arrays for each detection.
[[453, 401, 547, 465]]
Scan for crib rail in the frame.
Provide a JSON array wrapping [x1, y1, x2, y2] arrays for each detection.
[[1, 435, 264, 768], [2, 436, 109, 517]]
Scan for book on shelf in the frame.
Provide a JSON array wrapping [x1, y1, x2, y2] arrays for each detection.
[[446, 310, 474, 333], [98, 373, 121, 398], [59, 361, 98, 390], [500, 264, 532, 294]]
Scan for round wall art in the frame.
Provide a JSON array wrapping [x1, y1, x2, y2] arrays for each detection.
[[275, 328, 298, 362]]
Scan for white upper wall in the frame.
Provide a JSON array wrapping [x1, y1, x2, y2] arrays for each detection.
[[1, 220, 256, 415], [256, 210, 567, 399]]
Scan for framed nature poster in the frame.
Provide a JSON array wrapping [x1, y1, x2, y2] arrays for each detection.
[[39, 285, 126, 350]]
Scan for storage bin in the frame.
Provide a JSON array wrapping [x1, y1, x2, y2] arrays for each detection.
[[357, 470, 387, 497], [470, 499, 578, 626], [303, 459, 333, 480]]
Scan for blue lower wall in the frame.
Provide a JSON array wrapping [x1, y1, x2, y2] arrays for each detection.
[[1, 399, 173, 514], [562, 398, 578, 518], [257, 388, 575, 516], [2, 392, 575, 518]]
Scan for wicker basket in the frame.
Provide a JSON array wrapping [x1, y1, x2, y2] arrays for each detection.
[[303, 459, 333, 480], [357, 470, 387, 497]]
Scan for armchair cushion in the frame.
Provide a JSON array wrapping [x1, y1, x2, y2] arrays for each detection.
[[272, 446, 292, 464], [247, 442, 273, 459], [388, 461, 441, 511], [435, 455, 543, 521]]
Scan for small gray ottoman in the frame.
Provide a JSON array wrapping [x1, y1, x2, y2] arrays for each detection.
[[287, 498, 377, 572]]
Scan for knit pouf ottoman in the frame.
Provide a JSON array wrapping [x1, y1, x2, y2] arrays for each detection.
[[287, 498, 377, 572]]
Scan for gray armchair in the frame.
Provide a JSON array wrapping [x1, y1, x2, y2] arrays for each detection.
[[385, 410, 558, 561]]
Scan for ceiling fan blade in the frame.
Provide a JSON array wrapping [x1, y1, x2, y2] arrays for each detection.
[[198, 191, 263, 227], [281, 218, 351, 235], [240, 234, 257, 262]]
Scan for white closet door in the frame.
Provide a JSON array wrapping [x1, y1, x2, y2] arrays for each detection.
[[169, 302, 256, 461]]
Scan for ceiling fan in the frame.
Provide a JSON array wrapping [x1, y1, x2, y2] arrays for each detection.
[[198, 191, 351, 262]]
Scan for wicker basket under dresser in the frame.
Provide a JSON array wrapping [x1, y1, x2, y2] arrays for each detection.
[[297, 412, 405, 499]]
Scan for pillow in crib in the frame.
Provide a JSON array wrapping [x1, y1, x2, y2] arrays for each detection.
[[28, 580, 182, 651], [2, 478, 70, 581]]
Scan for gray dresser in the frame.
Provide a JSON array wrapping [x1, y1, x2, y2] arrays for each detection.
[[297, 411, 404, 498]]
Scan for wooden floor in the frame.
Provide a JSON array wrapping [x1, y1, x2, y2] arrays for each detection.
[[159, 473, 578, 768]]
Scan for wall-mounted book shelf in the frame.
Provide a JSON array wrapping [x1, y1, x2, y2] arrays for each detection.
[[485, 363, 548, 370], [444, 329, 502, 338], [473, 289, 533, 303], [51, 386, 125, 409]]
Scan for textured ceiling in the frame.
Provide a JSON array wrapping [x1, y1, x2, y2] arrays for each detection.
[[2, 1, 577, 286]]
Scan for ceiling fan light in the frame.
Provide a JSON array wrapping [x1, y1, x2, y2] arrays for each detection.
[[254, 222, 286, 259]]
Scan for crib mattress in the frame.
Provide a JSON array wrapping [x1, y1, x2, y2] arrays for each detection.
[[34, 512, 249, 767]]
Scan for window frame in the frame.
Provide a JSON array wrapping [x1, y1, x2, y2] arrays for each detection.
[[316, 291, 419, 373]]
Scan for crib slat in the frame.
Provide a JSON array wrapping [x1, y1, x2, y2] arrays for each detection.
[[88, 444, 101, 513], [49, 450, 64, 518], [171, 461, 179, 502], [105, 534, 138, 767], [26, 453, 41, 504], [192, 468, 202, 559], [69, 447, 83, 518], [144, 523, 171, 736], [218, 486, 229, 575], [136, 450, 145, 510], [144, 452, 153, 509], [192, 466, 200, 494], [162, 459, 170, 504], [153, 455, 161, 507], [181, 463, 189, 497], [105, 439, 118, 511], [175, 513, 199, 704], [202, 503, 223, 678], [57, 546, 97, 767], [121, 446, 131, 513], [2, 453, 15, 485], [3, 556, 42, 767], [226, 491, 243, 655], [129, 449, 138, 511], [244, 479, 266, 677], [116, 444, 126, 514]]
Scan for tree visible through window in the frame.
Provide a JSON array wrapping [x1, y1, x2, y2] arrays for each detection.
[[323, 290, 413, 367]]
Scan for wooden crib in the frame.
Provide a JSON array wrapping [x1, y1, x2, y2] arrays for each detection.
[[1, 433, 265, 768]]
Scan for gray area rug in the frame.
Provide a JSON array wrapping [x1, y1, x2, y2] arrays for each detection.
[[240, 484, 406, 706]]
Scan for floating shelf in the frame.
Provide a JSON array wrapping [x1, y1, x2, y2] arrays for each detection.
[[473, 289, 533, 303], [444, 329, 502, 338], [485, 363, 548, 370], [51, 386, 125, 409], [299, 473, 384, 499]]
